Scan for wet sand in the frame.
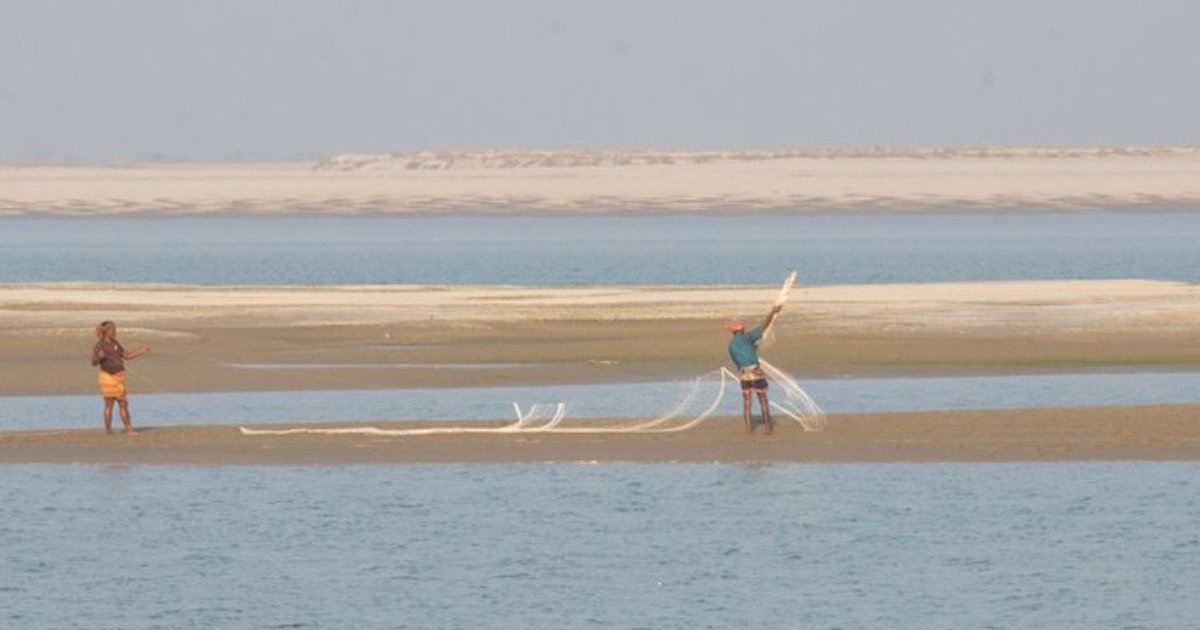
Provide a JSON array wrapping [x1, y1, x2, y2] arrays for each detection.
[[3, 404, 1198, 465], [1, 280, 1198, 396]]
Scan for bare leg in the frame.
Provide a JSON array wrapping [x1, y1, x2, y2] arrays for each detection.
[[103, 398, 116, 434], [757, 390, 774, 435], [117, 399, 135, 434], [741, 390, 754, 433]]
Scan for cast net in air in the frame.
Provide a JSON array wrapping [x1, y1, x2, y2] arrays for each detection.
[[759, 269, 797, 349]]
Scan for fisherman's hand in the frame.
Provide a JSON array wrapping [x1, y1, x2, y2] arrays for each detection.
[[772, 305, 784, 313]]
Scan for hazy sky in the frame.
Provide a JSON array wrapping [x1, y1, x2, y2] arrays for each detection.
[[2, 0, 1197, 161]]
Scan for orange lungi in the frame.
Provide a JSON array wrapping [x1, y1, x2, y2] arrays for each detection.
[[97, 370, 127, 400]]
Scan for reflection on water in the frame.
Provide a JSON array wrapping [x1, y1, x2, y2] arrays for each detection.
[[2, 371, 1198, 431], [2, 212, 1199, 285]]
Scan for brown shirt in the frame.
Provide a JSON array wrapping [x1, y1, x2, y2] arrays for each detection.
[[92, 339, 126, 374]]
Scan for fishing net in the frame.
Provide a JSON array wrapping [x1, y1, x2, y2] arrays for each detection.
[[759, 269, 797, 348], [238, 362, 826, 436], [759, 359, 827, 431], [550, 368, 730, 434], [511, 402, 568, 431]]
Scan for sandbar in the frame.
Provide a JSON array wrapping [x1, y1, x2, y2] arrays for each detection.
[[4, 146, 1200, 215], [2, 404, 1198, 465], [2, 280, 1199, 396]]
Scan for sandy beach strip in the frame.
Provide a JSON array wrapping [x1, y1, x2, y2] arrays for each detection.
[[2, 404, 1198, 465], [3, 147, 1200, 215], [2, 280, 1199, 396]]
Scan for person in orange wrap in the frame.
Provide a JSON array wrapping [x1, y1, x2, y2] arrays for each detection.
[[91, 321, 151, 435]]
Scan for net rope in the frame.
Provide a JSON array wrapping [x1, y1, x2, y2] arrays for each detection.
[[239, 363, 825, 437]]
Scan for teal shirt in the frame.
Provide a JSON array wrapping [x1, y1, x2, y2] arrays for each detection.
[[728, 327, 764, 368]]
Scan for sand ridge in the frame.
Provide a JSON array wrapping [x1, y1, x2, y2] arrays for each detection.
[[4, 279, 1199, 330], [2, 280, 1199, 396], [4, 146, 1200, 215]]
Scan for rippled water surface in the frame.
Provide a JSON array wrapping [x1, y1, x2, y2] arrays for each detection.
[[4, 212, 1199, 284], [2, 463, 1197, 629]]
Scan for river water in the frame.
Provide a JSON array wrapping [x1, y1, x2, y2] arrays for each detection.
[[4, 210, 1198, 628], [2, 462, 1197, 629], [2, 212, 1199, 285]]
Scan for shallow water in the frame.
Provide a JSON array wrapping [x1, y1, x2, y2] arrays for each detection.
[[3, 212, 1199, 285], [2, 371, 1198, 432], [2, 462, 1196, 629]]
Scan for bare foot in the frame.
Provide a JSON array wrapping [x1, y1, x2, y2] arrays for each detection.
[[124, 429, 138, 436]]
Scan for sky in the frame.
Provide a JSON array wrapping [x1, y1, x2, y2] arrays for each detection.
[[1, 0, 1198, 161]]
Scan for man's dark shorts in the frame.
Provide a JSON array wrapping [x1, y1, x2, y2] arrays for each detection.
[[740, 378, 769, 392], [739, 365, 769, 392]]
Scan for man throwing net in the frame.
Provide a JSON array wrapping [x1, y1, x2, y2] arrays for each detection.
[[725, 304, 783, 434]]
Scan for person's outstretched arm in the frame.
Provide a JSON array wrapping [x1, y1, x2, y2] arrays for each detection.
[[760, 304, 783, 331], [123, 346, 152, 360]]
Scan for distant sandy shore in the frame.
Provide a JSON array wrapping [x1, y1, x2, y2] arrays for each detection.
[[3, 404, 1198, 464], [4, 146, 1200, 215], [2, 280, 1198, 396]]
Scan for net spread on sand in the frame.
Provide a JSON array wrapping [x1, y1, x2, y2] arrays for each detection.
[[238, 359, 825, 437]]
